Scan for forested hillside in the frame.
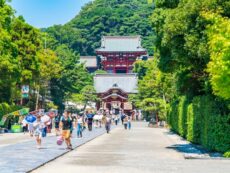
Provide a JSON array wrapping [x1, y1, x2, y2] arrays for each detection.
[[44, 0, 155, 55]]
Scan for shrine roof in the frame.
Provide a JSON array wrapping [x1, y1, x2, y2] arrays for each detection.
[[94, 73, 138, 93], [80, 56, 97, 67], [96, 36, 146, 53]]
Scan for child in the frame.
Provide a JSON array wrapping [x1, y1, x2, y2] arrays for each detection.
[[33, 116, 45, 149]]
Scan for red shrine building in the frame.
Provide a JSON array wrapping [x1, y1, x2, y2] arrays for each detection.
[[91, 36, 148, 114], [95, 36, 147, 73]]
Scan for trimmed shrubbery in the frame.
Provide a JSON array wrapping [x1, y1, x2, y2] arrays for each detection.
[[168, 95, 230, 154]]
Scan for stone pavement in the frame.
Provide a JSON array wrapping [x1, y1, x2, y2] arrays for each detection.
[[33, 122, 230, 173], [0, 126, 112, 173]]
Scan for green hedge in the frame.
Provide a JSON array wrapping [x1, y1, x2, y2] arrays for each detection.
[[168, 95, 230, 153]]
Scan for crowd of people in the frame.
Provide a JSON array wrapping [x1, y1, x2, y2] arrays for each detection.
[[21, 109, 135, 150]]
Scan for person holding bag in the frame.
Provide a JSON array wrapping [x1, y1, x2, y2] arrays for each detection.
[[59, 111, 73, 150]]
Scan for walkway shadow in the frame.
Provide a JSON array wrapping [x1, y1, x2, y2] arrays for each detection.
[[166, 143, 223, 159], [166, 144, 204, 154]]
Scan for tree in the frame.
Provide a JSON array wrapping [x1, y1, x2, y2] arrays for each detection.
[[75, 85, 99, 111], [151, 0, 230, 97], [132, 59, 176, 121], [204, 12, 230, 100], [50, 45, 93, 112]]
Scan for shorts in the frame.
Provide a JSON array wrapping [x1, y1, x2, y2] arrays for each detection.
[[62, 130, 71, 139], [34, 129, 42, 139], [55, 122, 59, 129]]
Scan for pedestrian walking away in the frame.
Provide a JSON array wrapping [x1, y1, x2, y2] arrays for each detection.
[[22, 120, 27, 134], [123, 115, 128, 130], [86, 111, 94, 131], [76, 114, 84, 138], [128, 116, 132, 130], [59, 111, 73, 150], [54, 115, 60, 136], [104, 115, 112, 133], [114, 115, 119, 126]]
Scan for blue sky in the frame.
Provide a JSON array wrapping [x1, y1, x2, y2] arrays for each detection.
[[10, 0, 91, 28]]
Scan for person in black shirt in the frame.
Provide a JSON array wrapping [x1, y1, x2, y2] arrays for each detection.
[[54, 115, 60, 136], [86, 111, 94, 131], [59, 111, 73, 150]]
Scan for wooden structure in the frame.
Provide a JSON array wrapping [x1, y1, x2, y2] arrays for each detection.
[[94, 36, 147, 114], [96, 36, 147, 73]]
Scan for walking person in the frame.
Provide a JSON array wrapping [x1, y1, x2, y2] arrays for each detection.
[[121, 113, 125, 125], [33, 116, 46, 149], [22, 120, 27, 134], [54, 115, 60, 136], [123, 115, 128, 130], [128, 116, 132, 130], [98, 113, 103, 128], [59, 111, 73, 150], [28, 123, 34, 137], [76, 114, 84, 138], [86, 111, 94, 131], [104, 115, 112, 133], [114, 115, 119, 126]]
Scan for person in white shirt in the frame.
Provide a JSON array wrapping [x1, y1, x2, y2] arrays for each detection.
[[76, 115, 84, 138], [33, 116, 46, 149]]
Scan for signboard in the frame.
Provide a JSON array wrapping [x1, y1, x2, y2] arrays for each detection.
[[124, 102, 133, 110], [21, 85, 29, 98], [21, 85, 29, 94]]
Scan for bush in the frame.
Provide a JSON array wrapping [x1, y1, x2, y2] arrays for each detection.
[[224, 151, 230, 158], [168, 95, 230, 153], [178, 96, 188, 138], [167, 101, 179, 133]]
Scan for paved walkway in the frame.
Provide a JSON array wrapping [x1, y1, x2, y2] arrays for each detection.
[[0, 127, 112, 173], [33, 122, 230, 173]]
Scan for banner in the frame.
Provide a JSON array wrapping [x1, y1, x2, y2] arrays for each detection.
[[19, 108, 30, 115], [12, 111, 20, 116]]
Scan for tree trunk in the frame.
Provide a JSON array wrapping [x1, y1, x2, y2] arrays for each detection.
[[35, 86, 40, 110]]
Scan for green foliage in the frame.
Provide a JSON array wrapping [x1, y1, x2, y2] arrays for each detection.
[[204, 12, 230, 100], [46, 102, 58, 110], [132, 59, 176, 121], [45, 0, 155, 55], [0, 102, 22, 127], [168, 95, 230, 153], [224, 151, 230, 158], [94, 69, 107, 74], [133, 60, 148, 80], [71, 85, 99, 111], [178, 96, 188, 137], [151, 0, 230, 97], [50, 45, 92, 111], [0, 1, 92, 112]]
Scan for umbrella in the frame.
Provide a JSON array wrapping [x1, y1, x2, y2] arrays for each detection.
[[25, 114, 37, 123], [41, 114, 50, 123]]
